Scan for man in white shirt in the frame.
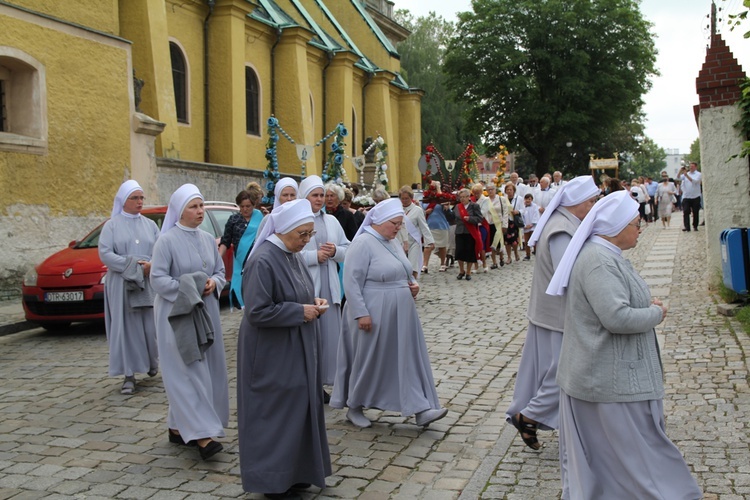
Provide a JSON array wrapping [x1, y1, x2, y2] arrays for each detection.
[[678, 162, 702, 231], [536, 177, 556, 213], [527, 174, 541, 203], [510, 172, 529, 200], [552, 170, 567, 190]]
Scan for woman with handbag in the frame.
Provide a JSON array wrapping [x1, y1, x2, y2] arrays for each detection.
[[452, 188, 484, 280], [656, 173, 677, 228], [504, 182, 523, 263]]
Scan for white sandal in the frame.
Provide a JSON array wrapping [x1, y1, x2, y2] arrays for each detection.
[[439, 265, 447, 272]]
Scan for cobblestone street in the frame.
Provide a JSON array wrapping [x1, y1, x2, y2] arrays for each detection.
[[1, 223, 748, 499]]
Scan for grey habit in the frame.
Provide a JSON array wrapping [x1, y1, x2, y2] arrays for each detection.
[[237, 238, 331, 494], [150, 225, 229, 442], [330, 229, 442, 417], [99, 213, 159, 377], [557, 241, 701, 499]]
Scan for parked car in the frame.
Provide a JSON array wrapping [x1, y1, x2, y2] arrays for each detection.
[[22, 201, 239, 330]]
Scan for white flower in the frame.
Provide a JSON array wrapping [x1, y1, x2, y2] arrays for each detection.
[[376, 136, 385, 146], [381, 163, 388, 171], [376, 152, 383, 160]]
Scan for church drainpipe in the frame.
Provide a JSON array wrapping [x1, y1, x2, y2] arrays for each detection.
[[203, 0, 215, 163]]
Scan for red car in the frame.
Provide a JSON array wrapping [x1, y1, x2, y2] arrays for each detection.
[[22, 202, 239, 330]]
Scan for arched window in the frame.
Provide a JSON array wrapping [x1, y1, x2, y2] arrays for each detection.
[[0, 46, 47, 154], [245, 66, 260, 136], [169, 42, 188, 123]]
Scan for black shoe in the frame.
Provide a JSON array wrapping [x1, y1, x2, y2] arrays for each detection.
[[523, 256, 531, 261], [291, 483, 311, 490], [457, 273, 465, 280], [499, 260, 505, 267], [265, 491, 302, 500], [693, 227, 699, 231], [198, 440, 223, 460], [323, 390, 331, 404], [682, 228, 690, 232], [465, 274, 472, 281], [490, 264, 498, 269], [168, 429, 196, 446]]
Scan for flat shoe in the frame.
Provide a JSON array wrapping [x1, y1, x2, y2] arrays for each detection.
[[291, 483, 311, 490], [346, 407, 372, 428], [168, 429, 196, 447], [510, 413, 541, 451], [456, 273, 465, 280], [415, 408, 448, 427], [198, 440, 223, 460], [148, 368, 158, 377], [264, 491, 302, 500], [439, 266, 447, 272], [465, 274, 472, 281], [421, 266, 428, 274]]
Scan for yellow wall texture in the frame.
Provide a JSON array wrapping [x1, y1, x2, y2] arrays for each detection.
[[245, 23, 274, 171], [8, 0, 120, 35], [0, 9, 132, 216]]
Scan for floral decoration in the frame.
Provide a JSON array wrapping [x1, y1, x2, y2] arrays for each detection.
[[262, 116, 281, 205], [492, 145, 509, 188], [322, 123, 350, 185], [421, 182, 456, 204], [372, 135, 389, 191], [352, 193, 376, 207]]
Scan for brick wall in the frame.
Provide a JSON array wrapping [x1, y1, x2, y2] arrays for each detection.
[[694, 34, 746, 118]]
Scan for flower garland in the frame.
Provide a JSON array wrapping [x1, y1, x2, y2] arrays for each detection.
[[492, 145, 509, 188], [421, 183, 456, 204], [457, 143, 480, 188], [372, 135, 389, 191], [322, 123, 349, 185], [262, 117, 281, 205]]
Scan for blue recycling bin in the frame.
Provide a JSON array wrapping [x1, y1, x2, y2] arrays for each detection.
[[720, 228, 750, 294]]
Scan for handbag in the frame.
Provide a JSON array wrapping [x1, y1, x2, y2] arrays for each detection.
[[644, 203, 651, 215], [513, 213, 524, 228]]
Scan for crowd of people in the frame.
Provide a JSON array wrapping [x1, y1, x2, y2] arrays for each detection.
[[100, 164, 703, 499]]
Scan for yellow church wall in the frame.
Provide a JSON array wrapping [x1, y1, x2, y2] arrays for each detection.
[[165, 1, 206, 162], [244, 23, 274, 172], [8, 0, 120, 35], [0, 7, 132, 216], [398, 91, 423, 187]]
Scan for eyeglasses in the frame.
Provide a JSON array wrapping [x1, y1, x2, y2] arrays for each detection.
[[628, 222, 642, 229], [127, 196, 145, 201], [296, 230, 317, 239], [387, 220, 404, 228]]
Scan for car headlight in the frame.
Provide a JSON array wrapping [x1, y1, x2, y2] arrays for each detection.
[[24, 268, 38, 287]]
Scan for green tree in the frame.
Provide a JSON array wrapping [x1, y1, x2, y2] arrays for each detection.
[[622, 137, 667, 179], [684, 138, 701, 165], [443, 0, 658, 176], [394, 10, 478, 159]]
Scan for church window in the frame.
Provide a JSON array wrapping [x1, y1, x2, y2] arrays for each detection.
[[245, 66, 260, 136], [170, 42, 188, 123]]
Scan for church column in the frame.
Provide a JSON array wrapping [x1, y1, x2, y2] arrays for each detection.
[[364, 72, 396, 189], [398, 90, 423, 187]]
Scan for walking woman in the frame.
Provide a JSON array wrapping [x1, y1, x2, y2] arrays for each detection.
[[99, 180, 160, 394], [504, 182, 522, 263], [150, 184, 228, 460], [547, 190, 702, 499], [238, 199, 331, 499], [452, 188, 483, 280]]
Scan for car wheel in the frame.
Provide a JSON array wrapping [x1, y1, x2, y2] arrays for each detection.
[[42, 322, 72, 331]]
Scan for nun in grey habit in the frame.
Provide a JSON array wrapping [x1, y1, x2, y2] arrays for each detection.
[[99, 180, 160, 395], [330, 198, 447, 428], [150, 184, 228, 460], [547, 190, 701, 500], [237, 199, 331, 499]]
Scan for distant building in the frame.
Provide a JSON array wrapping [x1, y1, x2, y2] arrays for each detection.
[[664, 149, 685, 178]]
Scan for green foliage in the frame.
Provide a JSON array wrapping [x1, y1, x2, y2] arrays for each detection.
[[732, 78, 750, 160], [621, 137, 667, 179], [443, 0, 658, 176], [394, 10, 479, 159], [684, 138, 701, 165], [735, 305, 750, 336]]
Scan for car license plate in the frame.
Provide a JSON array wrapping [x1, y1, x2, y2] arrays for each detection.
[[45, 291, 84, 302]]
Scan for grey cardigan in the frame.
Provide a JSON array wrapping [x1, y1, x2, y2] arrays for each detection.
[[556, 241, 665, 403]]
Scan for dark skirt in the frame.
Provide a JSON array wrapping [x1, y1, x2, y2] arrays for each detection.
[[455, 233, 477, 263], [504, 220, 520, 245]]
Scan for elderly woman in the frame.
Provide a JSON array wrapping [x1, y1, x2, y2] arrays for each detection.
[[504, 182, 523, 263], [218, 190, 263, 310], [421, 181, 453, 272], [452, 188, 484, 280], [330, 199, 447, 428], [99, 180, 160, 395], [256, 178, 298, 241], [237, 199, 331, 499], [547, 190, 701, 499], [397, 185, 434, 277], [150, 184, 228, 460], [486, 183, 510, 268], [298, 176, 349, 390], [325, 183, 358, 240]]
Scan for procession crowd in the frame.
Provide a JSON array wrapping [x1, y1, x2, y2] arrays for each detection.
[[98, 163, 704, 499]]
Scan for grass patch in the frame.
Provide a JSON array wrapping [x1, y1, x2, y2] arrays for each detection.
[[735, 305, 750, 335]]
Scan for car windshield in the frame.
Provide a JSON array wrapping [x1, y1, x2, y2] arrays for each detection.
[[74, 213, 166, 249]]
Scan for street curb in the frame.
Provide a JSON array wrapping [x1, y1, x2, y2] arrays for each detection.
[[0, 321, 35, 337]]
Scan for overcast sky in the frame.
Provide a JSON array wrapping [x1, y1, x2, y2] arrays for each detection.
[[404, 0, 750, 155]]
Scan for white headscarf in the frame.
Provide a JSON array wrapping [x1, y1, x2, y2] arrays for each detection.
[[528, 175, 600, 247], [273, 177, 299, 209], [249, 199, 314, 258], [161, 184, 204, 235], [298, 175, 325, 202], [355, 198, 405, 238], [546, 190, 639, 296], [111, 180, 143, 218]]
